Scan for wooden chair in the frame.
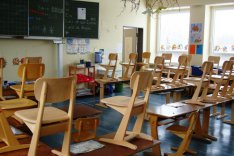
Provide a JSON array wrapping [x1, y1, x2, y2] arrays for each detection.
[[208, 56, 220, 74], [100, 53, 118, 81], [204, 61, 233, 117], [162, 53, 172, 67], [137, 52, 151, 70], [147, 56, 165, 89], [166, 110, 199, 156], [0, 58, 5, 100], [14, 76, 76, 156], [99, 71, 153, 149], [21, 57, 42, 64], [0, 98, 37, 153], [73, 117, 99, 142], [120, 53, 137, 80], [182, 54, 193, 78], [161, 53, 172, 80], [184, 61, 213, 105], [10, 64, 45, 98], [168, 55, 188, 86]]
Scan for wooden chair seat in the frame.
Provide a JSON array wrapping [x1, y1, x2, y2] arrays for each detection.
[[15, 107, 69, 124], [0, 98, 36, 110], [101, 96, 144, 107]]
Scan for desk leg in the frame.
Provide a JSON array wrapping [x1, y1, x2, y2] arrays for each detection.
[[223, 101, 234, 125], [147, 115, 161, 156], [96, 83, 107, 108], [193, 108, 217, 142]]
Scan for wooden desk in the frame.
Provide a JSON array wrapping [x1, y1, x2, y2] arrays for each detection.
[[147, 102, 215, 148], [77, 133, 160, 156], [95, 78, 130, 107], [0, 137, 55, 156]]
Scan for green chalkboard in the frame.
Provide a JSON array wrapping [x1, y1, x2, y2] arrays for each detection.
[[29, 0, 64, 37], [65, 0, 99, 38], [0, 0, 28, 36]]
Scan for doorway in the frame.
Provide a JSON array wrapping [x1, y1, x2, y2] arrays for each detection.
[[123, 27, 143, 62]]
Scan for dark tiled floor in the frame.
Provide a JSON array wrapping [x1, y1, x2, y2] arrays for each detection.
[[42, 87, 234, 156]]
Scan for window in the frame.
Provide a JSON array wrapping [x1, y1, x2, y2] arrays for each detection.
[[211, 5, 234, 54], [158, 9, 190, 52]]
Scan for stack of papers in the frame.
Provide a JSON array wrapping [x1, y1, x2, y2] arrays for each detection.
[[70, 140, 104, 154]]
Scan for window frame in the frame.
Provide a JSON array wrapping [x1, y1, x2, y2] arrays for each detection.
[[157, 8, 190, 55], [210, 5, 234, 55]]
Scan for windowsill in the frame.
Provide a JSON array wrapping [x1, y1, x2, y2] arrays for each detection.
[[213, 51, 234, 55], [159, 50, 188, 53]]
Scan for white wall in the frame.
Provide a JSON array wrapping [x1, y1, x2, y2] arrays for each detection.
[[0, 39, 57, 81]]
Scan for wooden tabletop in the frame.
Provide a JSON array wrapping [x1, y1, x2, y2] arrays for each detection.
[[150, 83, 194, 93], [77, 133, 160, 156], [95, 78, 130, 85], [61, 104, 102, 119], [0, 137, 55, 156], [147, 102, 213, 118]]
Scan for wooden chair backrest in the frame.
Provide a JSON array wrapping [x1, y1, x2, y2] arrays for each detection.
[[178, 55, 188, 68], [108, 53, 118, 66], [18, 64, 45, 81], [34, 76, 76, 103], [182, 54, 192, 66], [130, 71, 152, 109], [130, 71, 152, 93], [162, 53, 172, 66], [142, 52, 151, 63], [208, 56, 220, 68], [222, 60, 233, 72], [229, 57, 234, 61], [201, 61, 213, 76], [129, 53, 137, 63], [154, 56, 164, 70], [22, 57, 42, 64]]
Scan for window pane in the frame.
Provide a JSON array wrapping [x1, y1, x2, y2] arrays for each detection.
[[159, 10, 190, 51], [213, 7, 234, 53]]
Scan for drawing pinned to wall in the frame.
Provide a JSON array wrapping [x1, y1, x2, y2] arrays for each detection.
[[66, 38, 90, 54], [77, 8, 86, 20], [190, 23, 203, 44]]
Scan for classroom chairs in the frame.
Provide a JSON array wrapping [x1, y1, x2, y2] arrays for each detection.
[[10, 63, 45, 98], [184, 61, 213, 105], [15, 76, 76, 156], [100, 53, 118, 81], [208, 56, 220, 74], [205, 61, 233, 117], [119, 52, 137, 80], [99, 71, 153, 149], [166, 110, 199, 156]]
